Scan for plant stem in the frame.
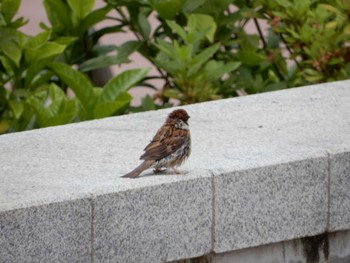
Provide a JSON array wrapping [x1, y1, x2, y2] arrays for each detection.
[[253, 18, 267, 49], [279, 34, 302, 69], [254, 18, 286, 80]]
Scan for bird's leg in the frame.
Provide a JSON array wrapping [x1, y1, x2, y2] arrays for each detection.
[[153, 168, 165, 174]]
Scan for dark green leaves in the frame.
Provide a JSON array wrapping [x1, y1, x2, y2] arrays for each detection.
[[154, 14, 240, 103], [149, 0, 182, 20], [0, 0, 23, 26], [48, 62, 97, 118], [2, 0, 350, 133], [99, 68, 149, 103], [47, 63, 149, 120]]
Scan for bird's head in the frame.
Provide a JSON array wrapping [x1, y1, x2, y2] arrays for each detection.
[[167, 109, 190, 124]]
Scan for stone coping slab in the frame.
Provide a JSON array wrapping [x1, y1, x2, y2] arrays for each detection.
[[1, 80, 350, 262]]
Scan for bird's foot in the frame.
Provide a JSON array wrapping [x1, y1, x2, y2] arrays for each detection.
[[153, 168, 166, 174], [171, 168, 181, 175]]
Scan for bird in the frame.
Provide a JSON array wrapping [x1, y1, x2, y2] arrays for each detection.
[[122, 109, 191, 178]]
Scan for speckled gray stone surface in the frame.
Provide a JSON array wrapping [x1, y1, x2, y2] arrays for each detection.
[[329, 150, 350, 231], [0, 80, 350, 261], [214, 157, 328, 253], [94, 170, 212, 263], [0, 199, 91, 262]]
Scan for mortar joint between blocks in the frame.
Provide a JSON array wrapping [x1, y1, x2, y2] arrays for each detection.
[[326, 151, 331, 232], [209, 169, 216, 253], [89, 195, 95, 263]]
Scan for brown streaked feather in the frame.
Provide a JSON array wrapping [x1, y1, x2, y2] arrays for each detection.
[[141, 122, 189, 161], [121, 160, 153, 178], [121, 109, 191, 179]]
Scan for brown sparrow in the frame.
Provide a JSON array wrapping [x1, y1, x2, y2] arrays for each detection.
[[122, 109, 191, 178]]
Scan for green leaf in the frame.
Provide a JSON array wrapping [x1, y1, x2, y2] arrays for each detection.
[[141, 94, 156, 110], [154, 52, 181, 75], [24, 42, 67, 63], [164, 88, 182, 99], [237, 32, 260, 51], [83, 41, 140, 73], [92, 45, 118, 55], [43, 0, 72, 34], [48, 62, 97, 118], [0, 28, 23, 66], [238, 51, 266, 66], [206, 61, 241, 80], [68, 0, 95, 20], [44, 111, 76, 127], [319, 4, 342, 15], [117, 41, 142, 58], [29, 71, 54, 91], [81, 5, 113, 32], [267, 29, 280, 49], [27, 92, 50, 125], [0, 40, 21, 66], [25, 61, 47, 88], [0, 55, 14, 76], [25, 30, 51, 49], [99, 68, 149, 103], [188, 43, 220, 76], [1, 0, 21, 23], [0, 86, 8, 107], [191, 14, 217, 42], [53, 37, 77, 46], [94, 92, 131, 119], [9, 100, 24, 119], [27, 83, 77, 127], [12, 88, 31, 99], [264, 82, 287, 92], [138, 12, 151, 40], [0, 119, 11, 134], [166, 20, 187, 41], [299, 24, 312, 42], [182, 0, 207, 12], [79, 55, 129, 72], [92, 25, 124, 42], [45, 85, 66, 118], [286, 28, 300, 39], [175, 42, 192, 62], [149, 0, 182, 20], [295, 0, 310, 17], [155, 38, 177, 59]]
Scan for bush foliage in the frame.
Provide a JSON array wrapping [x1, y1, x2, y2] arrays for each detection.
[[1, 0, 349, 133]]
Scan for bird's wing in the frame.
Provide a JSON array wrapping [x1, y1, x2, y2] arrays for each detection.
[[140, 124, 189, 161]]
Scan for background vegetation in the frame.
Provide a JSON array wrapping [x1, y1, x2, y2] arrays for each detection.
[[1, 0, 349, 133]]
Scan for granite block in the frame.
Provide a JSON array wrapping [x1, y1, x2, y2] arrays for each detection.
[[0, 80, 350, 261], [0, 199, 91, 263], [214, 157, 328, 253], [329, 151, 350, 231], [93, 171, 212, 263]]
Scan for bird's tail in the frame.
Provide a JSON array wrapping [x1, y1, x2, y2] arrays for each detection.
[[121, 160, 153, 178]]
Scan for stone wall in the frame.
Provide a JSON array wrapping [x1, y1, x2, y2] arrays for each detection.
[[1, 80, 350, 262]]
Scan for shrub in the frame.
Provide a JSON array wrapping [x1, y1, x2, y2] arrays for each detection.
[[103, 0, 350, 103], [1, 0, 349, 133], [0, 0, 149, 133]]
